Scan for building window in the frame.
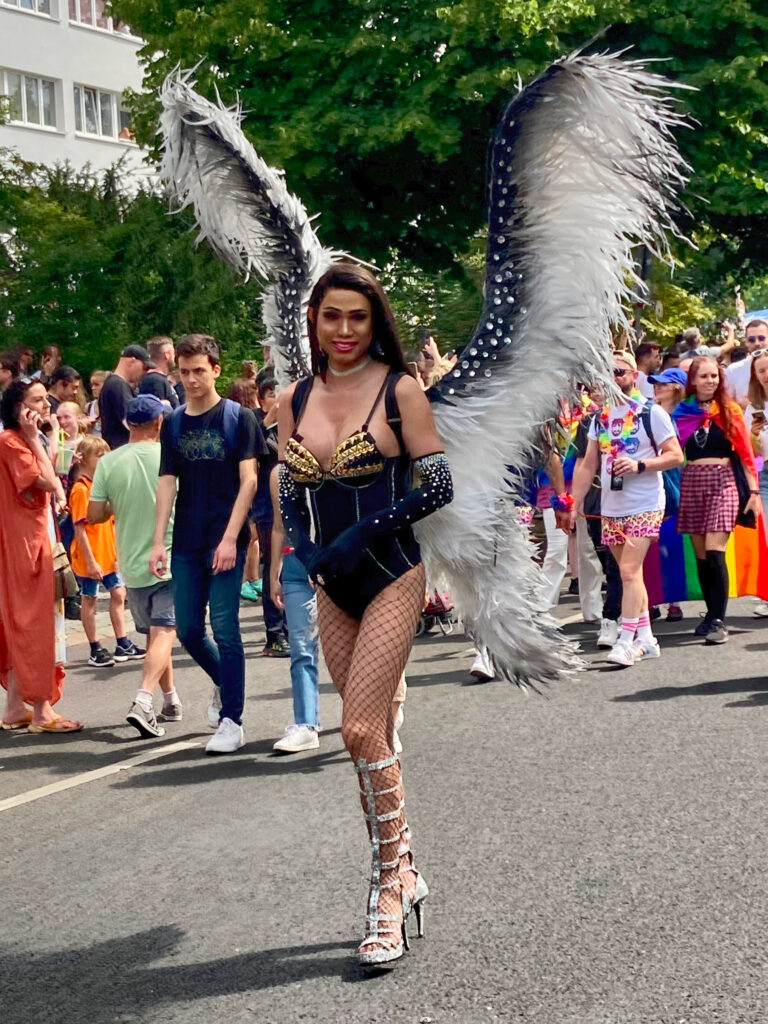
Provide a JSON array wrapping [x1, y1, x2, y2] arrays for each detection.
[[73, 85, 131, 141], [2, 70, 57, 128], [68, 0, 134, 35], [1, 0, 54, 16]]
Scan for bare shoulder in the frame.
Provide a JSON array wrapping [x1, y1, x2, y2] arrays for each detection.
[[394, 372, 429, 409]]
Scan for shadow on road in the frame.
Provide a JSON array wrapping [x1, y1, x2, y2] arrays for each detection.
[[1, 926, 361, 1024], [110, 738, 349, 790], [613, 676, 768, 703]]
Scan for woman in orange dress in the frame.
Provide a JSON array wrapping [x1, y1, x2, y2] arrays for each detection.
[[0, 378, 82, 732]]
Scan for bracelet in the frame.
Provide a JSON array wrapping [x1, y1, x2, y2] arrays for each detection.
[[550, 492, 575, 512], [750, 490, 760, 495]]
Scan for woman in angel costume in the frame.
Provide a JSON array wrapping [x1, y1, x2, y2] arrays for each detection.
[[160, 51, 688, 969]]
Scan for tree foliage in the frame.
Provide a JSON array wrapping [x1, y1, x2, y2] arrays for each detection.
[[0, 152, 264, 377], [113, 0, 768, 291]]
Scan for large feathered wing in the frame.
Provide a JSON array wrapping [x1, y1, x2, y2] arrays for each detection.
[[158, 72, 344, 386], [415, 52, 691, 684]]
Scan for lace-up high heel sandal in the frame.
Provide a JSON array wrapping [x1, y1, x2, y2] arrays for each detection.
[[397, 821, 429, 949], [356, 755, 406, 970]]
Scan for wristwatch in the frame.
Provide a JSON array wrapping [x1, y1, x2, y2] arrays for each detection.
[[636, 460, 647, 474]]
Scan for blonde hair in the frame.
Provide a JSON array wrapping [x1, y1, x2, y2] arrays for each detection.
[[57, 401, 89, 436], [76, 435, 110, 462], [90, 370, 110, 386]]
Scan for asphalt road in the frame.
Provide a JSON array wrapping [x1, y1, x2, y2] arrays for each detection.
[[2, 591, 768, 1024]]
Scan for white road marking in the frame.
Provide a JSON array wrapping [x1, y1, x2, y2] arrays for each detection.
[[0, 740, 201, 814]]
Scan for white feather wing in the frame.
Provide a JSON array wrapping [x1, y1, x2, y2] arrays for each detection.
[[416, 52, 690, 684], [158, 72, 343, 386]]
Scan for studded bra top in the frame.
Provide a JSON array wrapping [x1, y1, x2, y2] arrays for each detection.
[[283, 374, 398, 487]]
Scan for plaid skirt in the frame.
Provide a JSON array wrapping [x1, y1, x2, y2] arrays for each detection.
[[677, 462, 739, 535]]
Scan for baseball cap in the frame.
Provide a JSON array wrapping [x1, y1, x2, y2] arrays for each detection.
[[126, 394, 166, 425], [613, 351, 637, 371], [121, 344, 155, 367], [647, 368, 688, 388]]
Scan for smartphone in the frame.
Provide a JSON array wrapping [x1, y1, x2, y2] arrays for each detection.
[[407, 361, 419, 378]]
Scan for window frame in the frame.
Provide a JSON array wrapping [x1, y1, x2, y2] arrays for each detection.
[[1, 69, 58, 130], [72, 83, 133, 143], [67, 0, 138, 38], [0, 0, 57, 19]]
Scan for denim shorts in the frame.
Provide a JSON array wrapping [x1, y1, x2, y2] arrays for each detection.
[[76, 571, 124, 598], [126, 580, 176, 634]]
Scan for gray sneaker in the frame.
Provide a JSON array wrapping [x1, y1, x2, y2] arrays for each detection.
[[704, 619, 728, 644], [126, 702, 165, 739], [157, 702, 183, 722]]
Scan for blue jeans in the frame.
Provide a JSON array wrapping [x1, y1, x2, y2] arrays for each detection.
[[171, 548, 247, 725], [281, 552, 319, 728]]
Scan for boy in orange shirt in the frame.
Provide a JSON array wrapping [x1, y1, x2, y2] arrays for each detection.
[[70, 436, 145, 667]]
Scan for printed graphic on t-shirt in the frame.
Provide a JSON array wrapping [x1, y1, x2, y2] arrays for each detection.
[[178, 429, 227, 462]]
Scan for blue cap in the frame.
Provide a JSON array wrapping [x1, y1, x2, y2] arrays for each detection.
[[647, 368, 688, 388], [126, 394, 166, 425]]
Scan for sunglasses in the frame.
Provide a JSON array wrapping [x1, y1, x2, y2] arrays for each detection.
[[613, 367, 630, 377], [747, 335, 767, 344]]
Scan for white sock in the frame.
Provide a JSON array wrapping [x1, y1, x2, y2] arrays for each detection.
[[135, 689, 154, 711], [636, 611, 654, 643], [162, 688, 179, 706], [619, 617, 639, 645]]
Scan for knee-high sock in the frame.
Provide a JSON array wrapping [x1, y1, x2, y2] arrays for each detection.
[[705, 550, 729, 621], [696, 557, 714, 617]]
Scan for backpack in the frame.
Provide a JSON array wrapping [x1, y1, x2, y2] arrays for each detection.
[[165, 398, 241, 452], [640, 404, 680, 518]]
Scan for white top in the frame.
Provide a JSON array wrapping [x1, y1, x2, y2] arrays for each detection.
[[745, 400, 768, 459], [726, 356, 752, 405], [588, 399, 676, 517], [636, 371, 655, 400]]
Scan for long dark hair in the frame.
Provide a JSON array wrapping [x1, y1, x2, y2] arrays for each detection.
[[307, 263, 407, 376], [0, 377, 40, 431], [685, 356, 733, 437]]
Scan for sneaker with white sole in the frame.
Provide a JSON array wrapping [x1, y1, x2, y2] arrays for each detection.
[[88, 646, 115, 668], [607, 640, 636, 667], [206, 685, 222, 729], [596, 619, 619, 649], [126, 702, 165, 739], [633, 639, 660, 660], [205, 717, 244, 755], [157, 701, 183, 722], [113, 641, 146, 662], [272, 724, 320, 753], [470, 647, 495, 682]]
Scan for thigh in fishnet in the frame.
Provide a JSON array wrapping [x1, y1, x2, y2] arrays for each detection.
[[316, 587, 359, 699], [342, 563, 425, 765]]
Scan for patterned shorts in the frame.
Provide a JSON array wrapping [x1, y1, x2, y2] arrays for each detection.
[[601, 508, 664, 547]]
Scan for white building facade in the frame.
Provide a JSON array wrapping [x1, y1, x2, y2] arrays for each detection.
[[0, 0, 148, 178]]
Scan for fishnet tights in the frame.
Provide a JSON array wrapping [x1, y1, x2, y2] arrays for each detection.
[[317, 563, 425, 950]]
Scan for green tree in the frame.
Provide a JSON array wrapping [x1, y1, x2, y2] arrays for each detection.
[[112, 0, 768, 286], [0, 152, 265, 378]]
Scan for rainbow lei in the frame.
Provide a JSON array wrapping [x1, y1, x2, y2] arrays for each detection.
[[597, 388, 644, 467]]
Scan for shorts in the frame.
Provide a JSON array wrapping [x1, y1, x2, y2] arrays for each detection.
[[677, 463, 738, 535], [601, 509, 663, 547], [76, 571, 124, 597], [125, 580, 176, 634]]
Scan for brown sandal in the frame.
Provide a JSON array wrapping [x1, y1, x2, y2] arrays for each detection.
[[1, 712, 33, 730]]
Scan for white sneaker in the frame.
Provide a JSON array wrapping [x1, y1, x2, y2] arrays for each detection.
[[272, 724, 319, 753], [633, 638, 661, 660], [596, 619, 619, 649], [607, 640, 636, 667], [205, 717, 244, 755], [470, 648, 495, 682], [206, 685, 222, 730], [754, 600, 768, 618]]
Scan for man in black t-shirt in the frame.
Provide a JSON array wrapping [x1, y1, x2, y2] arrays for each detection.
[[150, 333, 264, 755], [139, 336, 179, 409], [100, 344, 154, 449]]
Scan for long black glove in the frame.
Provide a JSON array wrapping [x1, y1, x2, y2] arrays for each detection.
[[312, 452, 453, 580], [278, 463, 322, 574]]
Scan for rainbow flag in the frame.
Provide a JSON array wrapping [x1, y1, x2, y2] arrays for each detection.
[[644, 512, 768, 603]]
